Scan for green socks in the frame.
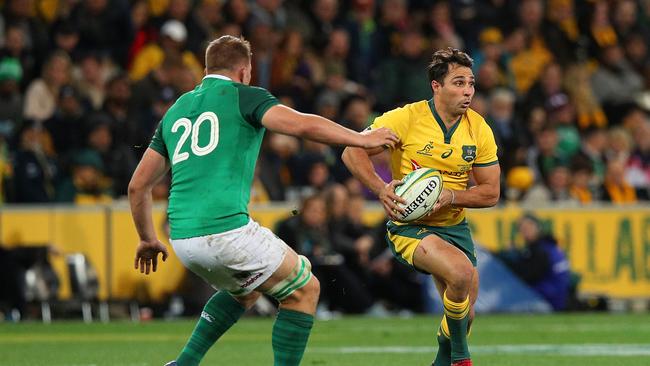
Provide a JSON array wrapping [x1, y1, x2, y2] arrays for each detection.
[[176, 291, 245, 366], [432, 315, 451, 366], [272, 309, 314, 366], [443, 291, 471, 362]]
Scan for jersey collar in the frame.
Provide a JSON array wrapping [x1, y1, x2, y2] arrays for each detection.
[[428, 98, 462, 144], [203, 74, 232, 81]]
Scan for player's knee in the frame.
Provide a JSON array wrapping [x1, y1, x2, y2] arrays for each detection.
[[301, 276, 320, 303], [234, 291, 261, 309], [447, 263, 473, 294], [281, 276, 320, 306]]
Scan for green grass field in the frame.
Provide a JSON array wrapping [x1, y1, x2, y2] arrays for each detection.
[[1, 313, 649, 365]]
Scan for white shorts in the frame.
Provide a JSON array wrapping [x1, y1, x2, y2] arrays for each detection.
[[171, 219, 288, 296]]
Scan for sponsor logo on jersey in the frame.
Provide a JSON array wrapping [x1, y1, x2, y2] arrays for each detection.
[[441, 148, 453, 159], [462, 145, 477, 162], [440, 170, 464, 177], [402, 179, 439, 217], [410, 159, 422, 171], [417, 142, 434, 156], [240, 272, 264, 288]]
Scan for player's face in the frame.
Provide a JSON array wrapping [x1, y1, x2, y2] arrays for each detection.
[[432, 64, 475, 117]]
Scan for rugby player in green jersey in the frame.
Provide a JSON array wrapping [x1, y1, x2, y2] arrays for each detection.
[[128, 35, 399, 366]]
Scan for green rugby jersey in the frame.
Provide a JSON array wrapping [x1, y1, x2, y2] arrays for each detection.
[[149, 75, 279, 239]]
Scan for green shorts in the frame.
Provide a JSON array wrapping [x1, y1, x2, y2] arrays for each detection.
[[385, 220, 477, 271]]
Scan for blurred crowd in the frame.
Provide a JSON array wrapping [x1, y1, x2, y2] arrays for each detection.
[[0, 0, 649, 206]]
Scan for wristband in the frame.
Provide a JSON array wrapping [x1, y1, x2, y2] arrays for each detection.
[[449, 189, 455, 206]]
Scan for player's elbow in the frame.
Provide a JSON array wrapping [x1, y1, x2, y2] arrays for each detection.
[[341, 146, 362, 168], [341, 147, 352, 166], [485, 189, 500, 207], [128, 176, 147, 197]]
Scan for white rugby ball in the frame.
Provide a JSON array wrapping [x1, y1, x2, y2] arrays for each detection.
[[394, 168, 443, 222]]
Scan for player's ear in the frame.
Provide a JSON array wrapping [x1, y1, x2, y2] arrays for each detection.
[[431, 80, 441, 93]]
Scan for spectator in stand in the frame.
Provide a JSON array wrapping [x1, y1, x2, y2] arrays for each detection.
[[0, 23, 35, 90], [270, 30, 315, 109], [0, 57, 23, 141], [275, 193, 374, 314], [84, 116, 137, 198], [306, 0, 341, 50], [424, 1, 464, 50], [374, 28, 431, 110], [130, 57, 180, 119], [574, 127, 608, 185], [50, 20, 81, 63], [612, 0, 650, 43], [55, 148, 112, 204], [129, 20, 202, 83], [569, 156, 596, 204], [487, 88, 522, 172], [73, 52, 108, 111], [98, 74, 139, 150], [524, 165, 578, 205], [591, 44, 644, 116], [496, 213, 571, 311], [12, 120, 59, 203], [127, 0, 156, 69], [23, 51, 71, 123], [546, 93, 581, 161], [626, 121, 650, 200], [43, 85, 87, 159], [71, 0, 132, 67], [606, 127, 634, 164], [2, 0, 48, 81], [345, 0, 380, 86], [527, 126, 567, 183], [600, 159, 637, 204], [323, 184, 373, 270]]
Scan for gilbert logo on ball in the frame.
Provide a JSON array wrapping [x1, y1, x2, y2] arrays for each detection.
[[394, 168, 443, 222]]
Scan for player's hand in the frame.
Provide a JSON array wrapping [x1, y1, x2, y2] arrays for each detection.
[[430, 188, 454, 215], [360, 127, 399, 149], [379, 180, 407, 221], [134, 239, 169, 275]]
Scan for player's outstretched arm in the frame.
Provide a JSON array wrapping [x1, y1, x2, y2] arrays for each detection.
[[433, 164, 501, 212], [261, 104, 399, 149], [128, 148, 170, 275], [342, 146, 406, 221]]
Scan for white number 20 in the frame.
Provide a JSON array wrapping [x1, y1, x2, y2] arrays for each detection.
[[171, 112, 220, 165]]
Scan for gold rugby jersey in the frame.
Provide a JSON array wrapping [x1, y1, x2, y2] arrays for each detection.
[[369, 99, 498, 226]]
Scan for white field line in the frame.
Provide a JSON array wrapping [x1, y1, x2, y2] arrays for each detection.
[[308, 344, 650, 357]]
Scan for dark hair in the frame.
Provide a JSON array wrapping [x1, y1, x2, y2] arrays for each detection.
[[427, 47, 473, 84], [205, 35, 252, 73]]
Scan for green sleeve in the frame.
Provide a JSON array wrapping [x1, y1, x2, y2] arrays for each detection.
[[234, 85, 280, 127], [149, 121, 168, 158]]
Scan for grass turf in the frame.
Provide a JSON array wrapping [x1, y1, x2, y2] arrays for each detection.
[[1, 313, 649, 365]]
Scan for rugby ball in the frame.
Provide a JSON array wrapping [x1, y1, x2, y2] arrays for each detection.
[[394, 168, 443, 222]]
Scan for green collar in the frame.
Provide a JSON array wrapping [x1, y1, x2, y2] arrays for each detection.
[[428, 99, 461, 144]]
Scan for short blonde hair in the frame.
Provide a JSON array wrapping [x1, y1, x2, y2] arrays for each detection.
[[205, 35, 251, 73]]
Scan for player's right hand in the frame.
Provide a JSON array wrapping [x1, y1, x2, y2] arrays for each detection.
[[134, 239, 169, 275], [360, 127, 399, 149], [379, 180, 407, 221]]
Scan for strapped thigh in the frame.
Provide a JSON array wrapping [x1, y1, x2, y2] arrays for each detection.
[[266, 255, 312, 301]]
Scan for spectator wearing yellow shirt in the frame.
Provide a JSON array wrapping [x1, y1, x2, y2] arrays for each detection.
[[128, 20, 202, 83]]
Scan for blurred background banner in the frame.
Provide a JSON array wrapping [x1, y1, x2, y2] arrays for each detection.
[[2, 203, 649, 302], [467, 206, 650, 298]]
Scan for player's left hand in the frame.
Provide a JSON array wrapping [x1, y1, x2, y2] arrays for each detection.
[[430, 188, 454, 215], [134, 239, 169, 275]]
